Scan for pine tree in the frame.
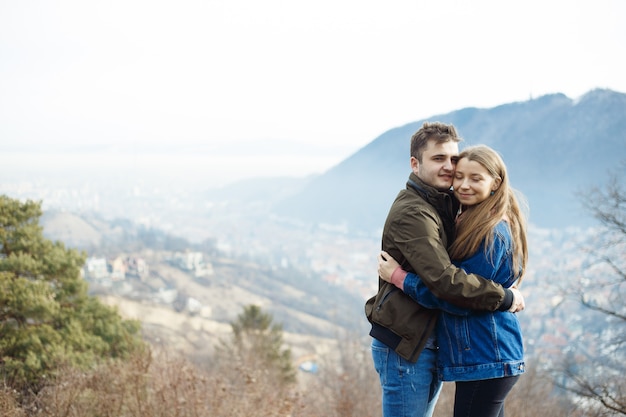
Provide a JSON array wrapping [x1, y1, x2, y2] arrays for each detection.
[[222, 304, 296, 385], [0, 196, 143, 388]]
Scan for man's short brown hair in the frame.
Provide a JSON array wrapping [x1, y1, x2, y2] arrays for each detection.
[[410, 122, 462, 162]]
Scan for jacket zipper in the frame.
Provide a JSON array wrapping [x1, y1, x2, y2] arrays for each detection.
[[376, 286, 398, 311]]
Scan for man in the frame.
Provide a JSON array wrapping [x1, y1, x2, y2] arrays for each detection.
[[365, 122, 524, 417]]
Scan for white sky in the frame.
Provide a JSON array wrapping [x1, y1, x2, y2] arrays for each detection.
[[1, 0, 625, 186]]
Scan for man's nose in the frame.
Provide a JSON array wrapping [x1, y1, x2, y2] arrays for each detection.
[[443, 159, 453, 171]]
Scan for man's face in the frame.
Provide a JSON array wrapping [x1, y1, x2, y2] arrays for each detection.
[[411, 140, 459, 191]]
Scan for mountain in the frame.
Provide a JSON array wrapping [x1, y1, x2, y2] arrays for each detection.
[[275, 89, 626, 232]]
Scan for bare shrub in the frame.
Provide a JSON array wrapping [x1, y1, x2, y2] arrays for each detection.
[[207, 360, 301, 417], [0, 385, 26, 417], [31, 346, 301, 417], [505, 365, 583, 417], [292, 336, 381, 417], [35, 348, 152, 417], [0, 338, 587, 417]]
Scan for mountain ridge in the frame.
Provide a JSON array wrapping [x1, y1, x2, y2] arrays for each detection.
[[274, 88, 626, 232]]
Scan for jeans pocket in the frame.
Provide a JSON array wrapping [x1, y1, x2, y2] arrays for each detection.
[[371, 339, 389, 384]]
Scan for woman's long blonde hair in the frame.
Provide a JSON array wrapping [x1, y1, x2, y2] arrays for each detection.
[[448, 145, 528, 283]]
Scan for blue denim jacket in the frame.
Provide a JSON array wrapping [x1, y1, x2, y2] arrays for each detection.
[[402, 221, 525, 381]]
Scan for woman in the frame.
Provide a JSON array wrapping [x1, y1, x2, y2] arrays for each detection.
[[378, 145, 528, 417]]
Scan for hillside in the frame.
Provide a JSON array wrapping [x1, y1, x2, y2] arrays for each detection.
[[98, 295, 341, 367], [275, 89, 626, 232], [40, 209, 368, 337]]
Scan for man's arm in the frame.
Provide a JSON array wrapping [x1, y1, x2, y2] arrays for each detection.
[[398, 271, 470, 315], [379, 250, 523, 313], [400, 271, 523, 313], [385, 208, 515, 311]]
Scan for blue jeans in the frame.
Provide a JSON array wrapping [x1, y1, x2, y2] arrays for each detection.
[[371, 338, 442, 417]]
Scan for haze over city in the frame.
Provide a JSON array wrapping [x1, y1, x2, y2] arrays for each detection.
[[1, 0, 625, 186]]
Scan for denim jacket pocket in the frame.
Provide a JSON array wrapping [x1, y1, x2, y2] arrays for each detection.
[[439, 315, 472, 365]]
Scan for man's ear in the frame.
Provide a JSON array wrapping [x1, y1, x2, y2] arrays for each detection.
[[410, 156, 419, 172]]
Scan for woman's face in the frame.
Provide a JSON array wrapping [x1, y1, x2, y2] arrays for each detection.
[[453, 158, 498, 206]]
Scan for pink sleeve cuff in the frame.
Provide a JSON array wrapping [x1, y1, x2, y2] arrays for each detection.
[[390, 266, 408, 290]]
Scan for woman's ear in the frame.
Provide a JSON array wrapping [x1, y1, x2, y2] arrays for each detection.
[[492, 178, 502, 191]]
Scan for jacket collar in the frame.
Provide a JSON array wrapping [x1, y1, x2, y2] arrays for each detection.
[[406, 173, 454, 206], [407, 172, 459, 246]]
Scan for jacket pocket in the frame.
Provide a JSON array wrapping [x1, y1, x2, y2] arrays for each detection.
[[365, 283, 399, 328], [439, 315, 472, 365], [365, 281, 437, 341]]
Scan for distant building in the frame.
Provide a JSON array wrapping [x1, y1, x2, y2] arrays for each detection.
[[108, 256, 127, 281], [155, 288, 178, 305], [298, 361, 319, 374], [296, 354, 319, 374], [85, 257, 108, 280], [174, 251, 204, 271], [127, 256, 149, 279], [173, 251, 214, 277]]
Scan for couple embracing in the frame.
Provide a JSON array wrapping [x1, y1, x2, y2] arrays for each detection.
[[365, 122, 528, 417]]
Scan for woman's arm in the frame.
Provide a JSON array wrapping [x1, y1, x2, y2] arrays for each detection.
[[386, 209, 518, 311], [378, 252, 469, 316], [379, 223, 522, 313]]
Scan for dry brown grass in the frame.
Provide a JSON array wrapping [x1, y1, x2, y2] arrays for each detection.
[[29, 348, 301, 417], [0, 343, 585, 417], [0, 387, 26, 417]]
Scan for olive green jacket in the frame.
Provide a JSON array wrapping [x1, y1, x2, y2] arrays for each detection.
[[365, 173, 509, 362]]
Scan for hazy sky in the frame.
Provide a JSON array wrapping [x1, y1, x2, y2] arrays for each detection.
[[1, 0, 625, 186]]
